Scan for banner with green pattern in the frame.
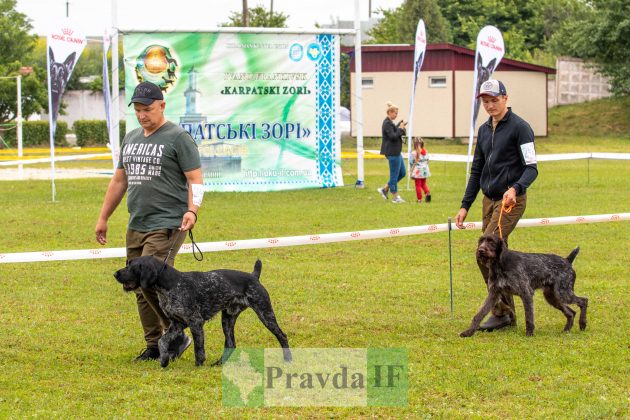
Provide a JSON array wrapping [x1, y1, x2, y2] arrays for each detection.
[[123, 32, 343, 192]]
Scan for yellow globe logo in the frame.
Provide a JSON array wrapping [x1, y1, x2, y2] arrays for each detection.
[[134, 44, 179, 91], [144, 46, 168, 74]]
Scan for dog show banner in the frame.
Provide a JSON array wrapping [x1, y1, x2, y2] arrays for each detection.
[[46, 18, 86, 201], [122, 32, 343, 192], [406, 19, 427, 189], [102, 31, 118, 171], [465, 25, 504, 182]]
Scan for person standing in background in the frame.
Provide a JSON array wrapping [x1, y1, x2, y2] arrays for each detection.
[[410, 137, 431, 203], [377, 101, 408, 204]]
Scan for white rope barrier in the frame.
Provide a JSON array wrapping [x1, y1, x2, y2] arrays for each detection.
[[1, 152, 629, 167], [1, 212, 627, 264], [362, 151, 630, 162], [0, 153, 110, 166]]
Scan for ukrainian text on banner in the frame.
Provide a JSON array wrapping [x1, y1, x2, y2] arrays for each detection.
[[122, 32, 343, 192]]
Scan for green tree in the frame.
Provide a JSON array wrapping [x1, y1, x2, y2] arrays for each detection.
[[549, 0, 630, 95], [368, 0, 451, 44], [437, 0, 541, 61], [431, 0, 589, 63], [0, 0, 47, 124], [222, 5, 289, 27]]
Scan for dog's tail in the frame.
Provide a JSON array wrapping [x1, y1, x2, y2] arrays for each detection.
[[252, 259, 262, 280], [567, 247, 580, 264]]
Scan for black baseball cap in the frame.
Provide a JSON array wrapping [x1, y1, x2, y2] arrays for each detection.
[[129, 81, 164, 106]]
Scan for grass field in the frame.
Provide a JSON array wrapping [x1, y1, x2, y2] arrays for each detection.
[[1, 139, 629, 417]]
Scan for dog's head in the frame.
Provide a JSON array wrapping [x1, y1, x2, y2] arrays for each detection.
[[476, 234, 505, 265], [113, 256, 162, 292]]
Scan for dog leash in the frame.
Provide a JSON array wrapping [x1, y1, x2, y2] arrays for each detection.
[[161, 228, 204, 272], [497, 200, 514, 240]]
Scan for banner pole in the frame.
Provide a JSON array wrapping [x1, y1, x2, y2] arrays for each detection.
[[46, 46, 56, 203], [353, 0, 364, 188], [111, 0, 119, 172], [16, 75, 23, 178], [448, 216, 453, 313]]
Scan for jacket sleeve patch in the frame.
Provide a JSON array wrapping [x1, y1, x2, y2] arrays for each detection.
[[521, 142, 537, 164]]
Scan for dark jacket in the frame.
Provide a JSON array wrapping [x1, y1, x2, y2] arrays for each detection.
[[461, 108, 538, 210], [380, 118, 406, 156]]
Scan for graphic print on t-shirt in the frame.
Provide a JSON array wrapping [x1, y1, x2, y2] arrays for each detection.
[[121, 142, 165, 185]]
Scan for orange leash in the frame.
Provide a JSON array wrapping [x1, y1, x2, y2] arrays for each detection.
[[497, 200, 514, 239]]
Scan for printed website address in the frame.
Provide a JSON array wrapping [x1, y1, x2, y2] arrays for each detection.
[[204, 169, 313, 178]]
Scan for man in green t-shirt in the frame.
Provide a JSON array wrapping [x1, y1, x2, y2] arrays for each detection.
[[95, 81, 203, 362]]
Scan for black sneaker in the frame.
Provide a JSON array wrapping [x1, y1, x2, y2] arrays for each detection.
[[134, 346, 160, 361], [425, 194, 431, 203], [478, 315, 512, 332]]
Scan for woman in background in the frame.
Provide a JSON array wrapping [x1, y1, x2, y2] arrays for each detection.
[[377, 101, 407, 203]]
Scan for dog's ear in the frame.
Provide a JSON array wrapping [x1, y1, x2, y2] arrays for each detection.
[[495, 236, 507, 260], [130, 258, 159, 290], [487, 57, 497, 72]]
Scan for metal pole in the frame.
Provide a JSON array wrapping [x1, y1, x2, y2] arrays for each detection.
[[46, 47, 56, 202], [353, 0, 364, 188], [16, 75, 23, 177], [448, 217, 454, 313]]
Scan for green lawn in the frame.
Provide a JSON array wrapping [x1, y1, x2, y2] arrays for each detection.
[[0, 134, 628, 417]]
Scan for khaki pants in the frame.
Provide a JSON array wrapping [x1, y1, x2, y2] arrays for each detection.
[[126, 228, 187, 348], [479, 194, 527, 319]]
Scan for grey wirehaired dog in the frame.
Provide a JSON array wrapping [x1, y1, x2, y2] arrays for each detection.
[[460, 234, 588, 337], [114, 256, 292, 367]]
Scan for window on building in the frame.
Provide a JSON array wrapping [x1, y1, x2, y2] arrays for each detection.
[[362, 78, 374, 89], [429, 76, 447, 88]]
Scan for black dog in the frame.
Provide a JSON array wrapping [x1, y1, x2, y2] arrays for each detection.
[[461, 234, 588, 337], [48, 47, 77, 118], [114, 256, 291, 367]]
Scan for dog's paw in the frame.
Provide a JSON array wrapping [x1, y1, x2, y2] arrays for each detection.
[[460, 330, 475, 338], [210, 358, 223, 367], [579, 322, 587, 331], [160, 356, 170, 368], [525, 330, 534, 337]]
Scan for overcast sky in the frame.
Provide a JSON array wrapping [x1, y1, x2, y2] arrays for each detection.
[[16, 0, 404, 35]]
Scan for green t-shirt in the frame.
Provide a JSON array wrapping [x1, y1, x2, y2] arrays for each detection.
[[117, 121, 201, 231]]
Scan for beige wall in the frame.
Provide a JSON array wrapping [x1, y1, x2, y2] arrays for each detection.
[[351, 70, 548, 138], [351, 71, 454, 138]]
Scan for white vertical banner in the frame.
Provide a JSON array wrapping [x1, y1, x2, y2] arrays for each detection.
[[406, 19, 427, 190], [465, 25, 504, 183], [102, 31, 117, 171], [46, 19, 86, 201]]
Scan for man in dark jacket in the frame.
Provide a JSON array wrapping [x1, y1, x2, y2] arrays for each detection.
[[455, 79, 538, 332]]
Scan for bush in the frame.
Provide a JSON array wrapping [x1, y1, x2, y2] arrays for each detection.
[[74, 120, 107, 146], [74, 120, 127, 147], [1, 121, 68, 147]]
